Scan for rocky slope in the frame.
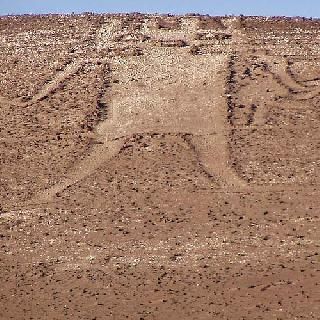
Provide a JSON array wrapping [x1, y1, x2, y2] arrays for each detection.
[[0, 14, 319, 319]]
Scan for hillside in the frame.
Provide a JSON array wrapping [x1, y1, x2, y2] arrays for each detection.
[[0, 14, 319, 319]]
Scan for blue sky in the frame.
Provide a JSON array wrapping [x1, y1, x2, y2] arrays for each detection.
[[1, 0, 319, 18]]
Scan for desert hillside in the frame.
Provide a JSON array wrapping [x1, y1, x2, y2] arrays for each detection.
[[0, 14, 319, 319]]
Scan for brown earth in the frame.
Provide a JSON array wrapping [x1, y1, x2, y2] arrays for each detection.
[[0, 14, 319, 319]]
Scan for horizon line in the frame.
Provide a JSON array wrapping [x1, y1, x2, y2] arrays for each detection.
[[0, 12, 319, 20]]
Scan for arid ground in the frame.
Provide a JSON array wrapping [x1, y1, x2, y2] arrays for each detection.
[[0, 14, 319, 319]]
